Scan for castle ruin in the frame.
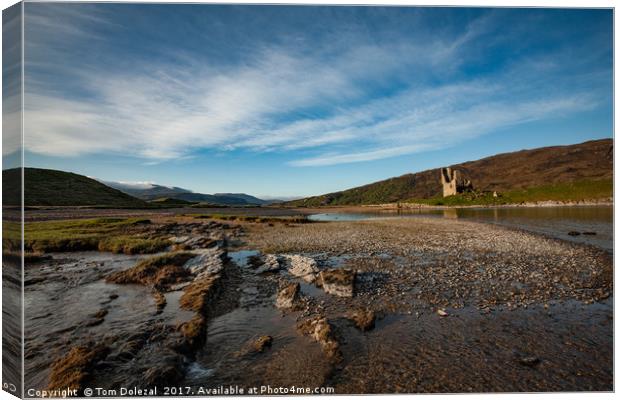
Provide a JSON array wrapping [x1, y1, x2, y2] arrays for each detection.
[[440, 168, 473, 197]]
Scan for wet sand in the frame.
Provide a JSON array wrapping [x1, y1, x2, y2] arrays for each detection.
[[21, 216, 613, 394]]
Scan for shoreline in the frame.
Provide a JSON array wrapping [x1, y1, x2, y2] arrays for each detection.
[[9, 200, 613, 223], [4, 198, 613, 224], [289, 199, 613, 213]]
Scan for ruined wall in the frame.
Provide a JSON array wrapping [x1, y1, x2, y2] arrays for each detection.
[[440, 168, 457, 197], [440, 168, 472, 197]]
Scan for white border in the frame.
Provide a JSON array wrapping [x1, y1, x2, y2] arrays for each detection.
[[0, 2, 616, 400]]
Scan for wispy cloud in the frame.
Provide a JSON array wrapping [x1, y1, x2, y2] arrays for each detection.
[[289, 94, 597, 166], [19, 5, 610, 167], [23, 40, 450, 160], [2, 5, 23, 158]]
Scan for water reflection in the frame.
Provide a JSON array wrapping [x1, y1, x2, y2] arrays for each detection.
[[442, 209, 457, 219]]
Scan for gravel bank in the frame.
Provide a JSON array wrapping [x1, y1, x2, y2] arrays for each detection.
[[244, 218, 612, 312]]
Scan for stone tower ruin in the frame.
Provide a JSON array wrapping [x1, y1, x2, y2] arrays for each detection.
[[440, 168, 472, 197]]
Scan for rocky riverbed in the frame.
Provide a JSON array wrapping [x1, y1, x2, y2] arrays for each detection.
[[23, 215, 612, 394]]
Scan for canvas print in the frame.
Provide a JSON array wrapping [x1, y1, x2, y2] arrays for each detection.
[[1, 2, 614, 398]]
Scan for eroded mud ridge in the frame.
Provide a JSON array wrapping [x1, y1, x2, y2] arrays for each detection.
[[25, 217, 612, 394]]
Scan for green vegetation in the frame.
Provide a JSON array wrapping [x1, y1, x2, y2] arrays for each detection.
[[287, 175, 420, 207], [406, 179, 613, 206], [2, 219, 21, 252], [97, 237, 170, 255], [10, 217, 170, 254], [3, 168, 147, 207]]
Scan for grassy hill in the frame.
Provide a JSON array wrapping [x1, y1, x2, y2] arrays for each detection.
[[288, 139, 613, 206], [3, 168, 147, 207]]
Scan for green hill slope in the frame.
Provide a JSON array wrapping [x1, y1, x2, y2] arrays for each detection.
[[288, 139, 613, 206], [3, 168, 147, 207]]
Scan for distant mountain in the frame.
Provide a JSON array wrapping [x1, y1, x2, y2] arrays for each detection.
[[214, 193, 269, 205], [172, 192, 254, 205], [103, 181, 192, 201], [103, 181, 270, 206], [288, 139, 613, 206], [3, 168, 147, 207]]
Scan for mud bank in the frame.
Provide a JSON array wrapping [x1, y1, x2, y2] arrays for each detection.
[[23, 216, 612, 394]]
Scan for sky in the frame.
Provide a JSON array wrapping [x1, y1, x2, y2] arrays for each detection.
[[4, 4, 613, 198]]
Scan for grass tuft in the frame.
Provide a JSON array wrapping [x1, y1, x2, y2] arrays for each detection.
[[98, 237, 169, 255], [47, 344, 109, 392], [106, 252, 195, 288]]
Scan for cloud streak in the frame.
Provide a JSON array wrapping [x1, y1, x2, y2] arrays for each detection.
[[19, 5, 610, 167], [289, 95, 597, 166]]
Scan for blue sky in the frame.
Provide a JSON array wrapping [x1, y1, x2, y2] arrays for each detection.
[[9, 4, 613, 197]]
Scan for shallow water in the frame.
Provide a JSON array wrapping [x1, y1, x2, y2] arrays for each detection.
[[182, 251, 613, 393], [182, 250, 325, 389], [2, 260, 22, 395], [309, 206, 613, 252], [333, 298, 613, 393], [23, 252, 166, 390]]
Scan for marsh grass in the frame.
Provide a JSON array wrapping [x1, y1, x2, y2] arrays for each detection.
[[12, 217, 170, 254], [2, 250, 49, 263], [47, 344, 110, 391], [106, 252, 195, 287], [2, 220, 22, 252], [98, 237, 170, 255]]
